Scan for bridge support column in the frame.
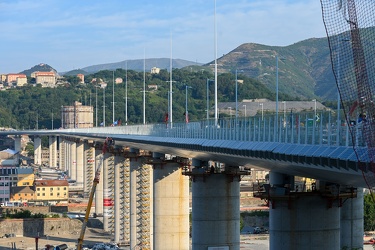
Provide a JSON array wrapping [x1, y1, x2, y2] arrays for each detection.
[[70, 141, 77, 180], [76, 141, 84, 187], [269, 173, 340, 250], [14, 135, 21, 153], [130, 149, 153, 250], [84, 142, 95, 196], [340, 188, 363, 249], [34, 136, 42, 165], [94, 148, 104, 217], [130, 149, 140, 250], [48, 136, 58, 168], [114, 154, 130, 245], [191, 164, 241, 250], [103, 152, 114, 232], [58, 137, 66, 171], [153, 153, 190, 250]]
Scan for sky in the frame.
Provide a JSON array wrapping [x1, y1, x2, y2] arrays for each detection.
[[0, 0, 327, 73]]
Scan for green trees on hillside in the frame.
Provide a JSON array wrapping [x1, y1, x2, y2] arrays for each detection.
[[0, 68, 287, 129]]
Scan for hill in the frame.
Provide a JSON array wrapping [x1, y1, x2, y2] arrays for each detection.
[[20, 63, 58, 77], [204, 37, 335, 100], [64, 58, 202, 75]]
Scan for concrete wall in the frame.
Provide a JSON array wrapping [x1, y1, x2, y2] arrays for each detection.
[[0, 218, 81, 237]]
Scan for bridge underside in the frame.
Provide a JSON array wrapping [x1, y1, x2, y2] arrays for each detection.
[[57, 133, 367, 188]]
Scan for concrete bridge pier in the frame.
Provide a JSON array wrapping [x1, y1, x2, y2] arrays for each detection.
[[94, 148, 104, 216], [340, 188, 364, 249], [152, 152, 190, 250], [14, 135, 21, 153], [34, 136, 42, 165], [83, 142, 95, 196], [102, 151, 113, 232], [69, 141, 77, 180], [269, 172, 340, 250], [76, 140, 84, 187], [48, 136, 58, 168], [189, 163, 242, 250]]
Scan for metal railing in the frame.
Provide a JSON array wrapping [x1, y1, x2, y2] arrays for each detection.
[[63, 111, 365, 147]]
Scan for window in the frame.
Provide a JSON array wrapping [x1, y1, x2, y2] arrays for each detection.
[[57, 187, 60, 191], [42, 193, 45, 196], [37, 193, 40, 196], [42, 188, 45, 191], [57, 193, 60, 196], [50, 193, 53, 196], [37, 188, 40, 191], [50, 188, 53, 191], [63, 187, 67, 190]]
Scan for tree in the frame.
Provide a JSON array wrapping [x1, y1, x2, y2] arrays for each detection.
[[364, 193, 375, 231], [25, 142, 34, 157]]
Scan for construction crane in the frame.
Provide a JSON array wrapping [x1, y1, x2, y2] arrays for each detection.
[[77, 138, 112, 250]]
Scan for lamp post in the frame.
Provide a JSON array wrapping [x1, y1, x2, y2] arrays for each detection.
[[61, 105, 64, 129], [143, 49, 146, 125], [112, 70, 115, 124], [51, 112, 54, 130], [103, 86, 106, 127], [206, 79, 213, 121], [185, 85, 192, 123], [313, 99, 317, 119], [276, 56, 279, 138], [242, 104, 247, 117], [125, 61, 128, 125], [95, 85, 98, 127], [260, 103, 264, 121]]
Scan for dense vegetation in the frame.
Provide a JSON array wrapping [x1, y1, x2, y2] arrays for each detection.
[[0, 68, 294, 129]]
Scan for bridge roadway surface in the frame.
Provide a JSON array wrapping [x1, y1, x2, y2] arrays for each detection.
[[3, 115, 369, 188]]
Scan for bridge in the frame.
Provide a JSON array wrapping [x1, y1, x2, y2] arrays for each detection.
[[2, 111, 368, 250]]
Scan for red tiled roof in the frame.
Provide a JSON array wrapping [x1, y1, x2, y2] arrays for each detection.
[[34, 179, 68, 186]]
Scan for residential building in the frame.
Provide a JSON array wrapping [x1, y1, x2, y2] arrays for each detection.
[[151, 67, 160, 74], [61, 101, 93, 129], [33, 179, 69, 204], [6, 74, 27, 85], [33, 72, 56, 87], [9, 186, 34, 203], [77, 73, 84, 83], [16, 168, 34, 186]]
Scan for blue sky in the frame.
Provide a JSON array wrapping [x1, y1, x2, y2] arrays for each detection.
[[1, 0, 326, 73]]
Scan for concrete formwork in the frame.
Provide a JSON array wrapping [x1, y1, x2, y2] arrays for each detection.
[[192, 172, 241, 250], [153, 161, 190, 250]]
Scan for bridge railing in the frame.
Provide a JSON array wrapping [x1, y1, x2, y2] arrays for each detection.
[[65, 111, 365, 147]]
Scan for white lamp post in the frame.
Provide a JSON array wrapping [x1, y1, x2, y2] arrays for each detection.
[[185, 85, 192, 123], [282, 101, 286, 122], [112, 70, 115, 124], [260, 103, 264, 121], [207, 79, 213, 121], [103, 86, 106, 127], [242, 104, 247, 117]]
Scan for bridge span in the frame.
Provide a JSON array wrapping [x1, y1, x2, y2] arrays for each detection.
[[2, 112, 368, 250]]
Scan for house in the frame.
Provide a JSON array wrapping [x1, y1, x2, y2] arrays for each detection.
[[10, 186, 34, 203], [33, 179, 69, 205]]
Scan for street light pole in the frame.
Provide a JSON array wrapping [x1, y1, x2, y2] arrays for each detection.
[[235, 69, 238, 119], [143, 49, 146, 125], [103, 86, 106, 127], [214, 0, 218, 127], [125, 61, 128, 125], [276, 55, 279, 139], [185, 85, 192, 123], [95, 85, 98, 127], [112, 70, 115, 124]]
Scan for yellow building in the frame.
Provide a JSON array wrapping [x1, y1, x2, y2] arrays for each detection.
[[16, 168, 34, 186], [34, 179, 69, 204], [10, 186, 34, 203]]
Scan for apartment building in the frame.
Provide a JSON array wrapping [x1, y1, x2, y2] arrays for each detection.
[[33, 71, 56, 87], [6, 73, 27, 86], [33, 179, 69, 205]]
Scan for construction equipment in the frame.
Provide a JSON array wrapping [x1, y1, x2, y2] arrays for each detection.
[[77, 138, 112, 250]]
